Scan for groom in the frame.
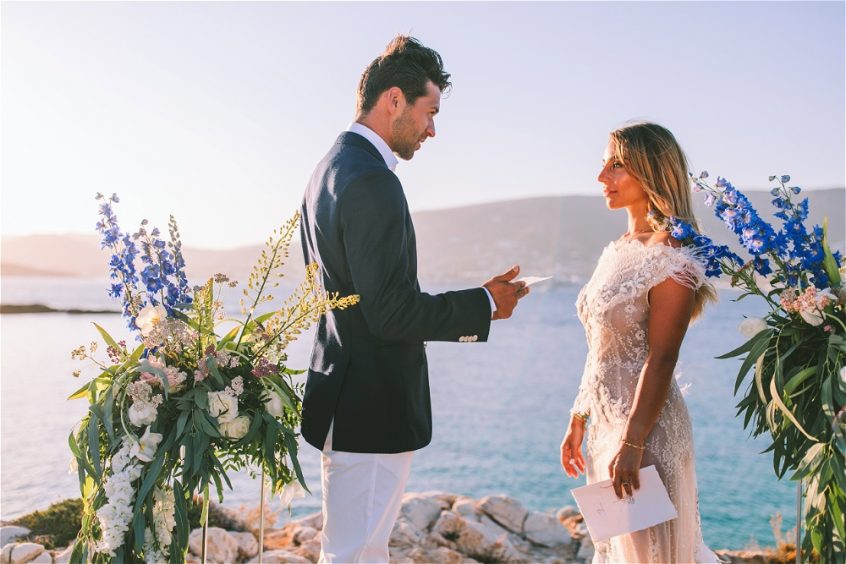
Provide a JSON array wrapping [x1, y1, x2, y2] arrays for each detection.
[[299, 35, 527, 563]]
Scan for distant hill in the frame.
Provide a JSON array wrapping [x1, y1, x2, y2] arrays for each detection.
[[2, 189, 843, 286]]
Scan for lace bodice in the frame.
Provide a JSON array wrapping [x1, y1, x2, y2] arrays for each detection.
[[572, 239, 706, 424], [570, 239, 718, 563]]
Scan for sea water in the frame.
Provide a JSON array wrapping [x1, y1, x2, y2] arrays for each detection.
[[0, 277, 795, 549]]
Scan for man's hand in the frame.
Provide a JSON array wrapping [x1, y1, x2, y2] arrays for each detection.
[[483, 265, 528, 320]]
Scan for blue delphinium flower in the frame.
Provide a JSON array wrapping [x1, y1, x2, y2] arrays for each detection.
[[691, 173, 842, 290], [668, 217, 743, 278], [95, 193, 143, 331]]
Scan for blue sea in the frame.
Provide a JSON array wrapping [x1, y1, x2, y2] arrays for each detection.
[[0, 277, 796, 550]]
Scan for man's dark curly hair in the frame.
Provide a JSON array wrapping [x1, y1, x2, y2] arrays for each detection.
[[356, 35, 451, 114]]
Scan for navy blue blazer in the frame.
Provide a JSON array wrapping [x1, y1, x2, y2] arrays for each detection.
[[299, 131, 492, 453]]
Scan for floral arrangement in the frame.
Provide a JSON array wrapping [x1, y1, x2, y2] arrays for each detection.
[[67, 194, 358, 563], [671, 175, 845, 560]]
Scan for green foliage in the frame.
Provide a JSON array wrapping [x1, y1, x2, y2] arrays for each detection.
[[727, 308, 845, 560], [68, 211, 360, 563], [12, 498, 84, 549]]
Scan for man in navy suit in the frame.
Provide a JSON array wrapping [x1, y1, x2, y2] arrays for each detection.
[[300, 35, 527, 562]]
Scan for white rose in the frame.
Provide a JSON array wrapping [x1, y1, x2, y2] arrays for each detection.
[[799, 308, 824, 327], [136, 304, 168, 337], [220, 415, 251, 439], [128, 400, 158, 427], [278, 480, 306, 507], [265, 392, 284, 418], [208, 391, 239, 424], [130, 427, 163, 463], [738, 317, 768, 338]]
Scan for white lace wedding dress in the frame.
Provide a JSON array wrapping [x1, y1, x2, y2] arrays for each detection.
[[572, 239, 720, 563]]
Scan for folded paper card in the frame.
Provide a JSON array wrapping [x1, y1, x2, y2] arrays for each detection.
[[570, 465, 677, 542], [515, 275, 552, 287]]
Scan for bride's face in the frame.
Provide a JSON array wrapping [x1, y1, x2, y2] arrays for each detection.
[[598, 139, 648, 210]]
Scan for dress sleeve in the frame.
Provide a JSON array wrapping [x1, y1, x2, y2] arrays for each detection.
[[647, 245, 708, 292], [570, 359, 592, 417]]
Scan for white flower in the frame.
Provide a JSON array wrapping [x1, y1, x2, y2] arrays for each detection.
[[208, 391, 239, 424], [799, 309, 825, 327], [738, 317, 768, 338], [278, 480, 306, 507], [128, 400, 158, 427], [265, 392, 284, 418], [220, 415, 251, 439], [130, 427, 163, 462], [136, 304, 168, 337]]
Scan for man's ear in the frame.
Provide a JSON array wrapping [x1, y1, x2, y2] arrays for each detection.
[[385, 86, 406, 114]]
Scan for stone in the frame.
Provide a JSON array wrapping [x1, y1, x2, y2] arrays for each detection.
[[291, 512, 322, 531], [577, 534, 595, 562], [188, 527, 239, 563], [264, 528, 295, 550], [389, 518, 424, 549], [477, 495, 528, 533], [294, 539, 321, 562], [452, 497, 479, 520], [400, 493, 444, 531], [293, 526, 318, 545], [432, 511, 521, 562], [0, 528, 30, 547], [523, 511, 571, 547], [1, 542, 45, 564], [231, 531, 259, 559], [250, 548, 312, 563], [52, 545, 73, 564], [25, 552, 52, 563], [556, 505, 579, 521]]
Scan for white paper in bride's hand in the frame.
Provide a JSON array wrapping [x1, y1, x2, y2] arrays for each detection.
[[570, 465, 677, 542], [515, 275, 552, 287]]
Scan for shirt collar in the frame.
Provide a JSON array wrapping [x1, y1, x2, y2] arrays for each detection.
[[347, 122, 399, 172]]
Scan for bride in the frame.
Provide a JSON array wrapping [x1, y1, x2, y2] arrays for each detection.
[[561, 122, 720, 562]]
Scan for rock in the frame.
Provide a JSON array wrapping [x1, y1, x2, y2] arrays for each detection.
[[293, 539, 321, 562], [523, 511, 571, 547], [52, 545, 73, 563], [1, 542, 45, 564], [577, 535, 595, 561], [250, 548, 312, 563], [0, 528, 30, 547], [452, 497, 479, 520], [231, 531, 259, 559], [477, 495, 528, 534], [293, 526, 318, 545], [389, 518, 425, 549], [25, 552, 52, 563], [188, 527, 240, 563], [400, 493, 444, 531], [432, 511, 521, 562], [264, 528, 295, 550], [291, 512, 322, 531], [556, 505, 579, 521]]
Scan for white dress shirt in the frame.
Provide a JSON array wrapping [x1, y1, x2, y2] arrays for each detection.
[[345, 122, 496, 317]]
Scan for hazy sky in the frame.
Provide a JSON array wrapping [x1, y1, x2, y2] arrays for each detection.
[[2, 1, 844, 248]]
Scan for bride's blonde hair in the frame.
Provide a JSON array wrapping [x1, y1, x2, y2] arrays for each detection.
[[609, 121, 716, 320]]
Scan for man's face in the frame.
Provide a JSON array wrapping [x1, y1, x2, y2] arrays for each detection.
[[390, 80, 440, 160]]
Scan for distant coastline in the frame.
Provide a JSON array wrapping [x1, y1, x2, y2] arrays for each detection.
[[0, 304, 119, 315]]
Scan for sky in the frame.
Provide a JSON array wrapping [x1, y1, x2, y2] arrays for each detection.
[[2, 1, 844, 249]]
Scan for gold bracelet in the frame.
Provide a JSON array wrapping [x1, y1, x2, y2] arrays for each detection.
[[621, 439, 645, 450], [571, 411, 589, 423]]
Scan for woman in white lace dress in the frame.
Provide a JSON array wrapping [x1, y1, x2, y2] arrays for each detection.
[[560, 122, 720, 563]]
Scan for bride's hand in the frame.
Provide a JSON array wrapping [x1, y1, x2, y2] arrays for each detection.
[[609, 441, 644, 499], [560, 419, 586, 478]]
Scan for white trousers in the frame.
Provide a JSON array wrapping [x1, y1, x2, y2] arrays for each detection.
[[318, 425, 414, 563]]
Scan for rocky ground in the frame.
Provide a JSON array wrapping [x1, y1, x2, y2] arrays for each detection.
[[1, 491, 789, 563]]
